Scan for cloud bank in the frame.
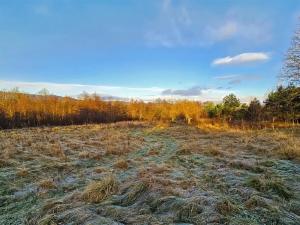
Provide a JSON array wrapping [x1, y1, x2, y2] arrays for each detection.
[[212, 52, 269, 66], [161, 86, 206, 96], [0, 80, 233, 102], [0, 80, 163, 101], [214, 74, 262, 85]]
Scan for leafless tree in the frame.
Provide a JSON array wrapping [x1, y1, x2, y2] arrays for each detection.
[[281, 21, 300, 86]]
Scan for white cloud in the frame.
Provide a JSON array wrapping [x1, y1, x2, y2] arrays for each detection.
[[0, 80, 233, 102], [212, 52, 269, 66]]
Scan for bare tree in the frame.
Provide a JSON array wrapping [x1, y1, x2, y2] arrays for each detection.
[[281, 21, 300, 86]]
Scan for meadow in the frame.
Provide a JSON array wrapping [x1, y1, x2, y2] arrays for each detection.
[[0, 122, 299, 225]]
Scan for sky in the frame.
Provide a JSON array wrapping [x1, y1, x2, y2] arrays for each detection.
[[0, 0, 299, 102]]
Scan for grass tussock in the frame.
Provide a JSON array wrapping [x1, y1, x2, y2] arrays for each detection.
[[246, 176, 293, 200], [0, 158, 12, 167], [278, 140, 299, 160], [147, 148, 160, 156], [50, 143, 67, 159], [245, 195, 272, 209], [118, 181, 148, 206], [78, 150, 102, 160], [229, 160, 264, 173], [204, 145, 222, 156], [16, 167, 29, 177], [39, 179, 56, 190], [94, 167, 107, 173], [82, 175, 119, 203], [113, 159, 129, 170], [216, 198, 237, 215]]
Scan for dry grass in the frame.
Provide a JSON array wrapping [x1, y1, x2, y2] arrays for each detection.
[[216, 199, 237, 215], [94, 167, 107, 173], [82, 175, 119, 203], [50, 143, 66, 159], [147, 148, 160, 156], [277, 139, 299, 160], [39, 179, 56, 190], [204, 144, 222, 156], [16, 167, 29, 177], [246, 175, 293, 200], [0, 123, 299, 225], [114, 159, 129, 170]]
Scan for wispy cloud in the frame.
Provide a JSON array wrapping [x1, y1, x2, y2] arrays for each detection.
[[162, 86, 207, 96], [32, 4, 50, 16], [0, 80, 233, 102], [0, 80, 164, 100], [205, 21, 238, 41], [145, 1, 272, 47], [214, 74, 262, 85], [212, 52, 269, 66]]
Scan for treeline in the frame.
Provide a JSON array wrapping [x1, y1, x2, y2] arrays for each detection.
[[205, 85, 300, 125], [0, 85, 299, 129], [0, 91, 129, 129]]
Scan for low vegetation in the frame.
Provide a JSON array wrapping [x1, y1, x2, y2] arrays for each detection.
[[0, 122, 299, 224]]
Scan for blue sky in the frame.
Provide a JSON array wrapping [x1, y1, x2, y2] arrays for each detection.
[[0, 0, 299, 102]]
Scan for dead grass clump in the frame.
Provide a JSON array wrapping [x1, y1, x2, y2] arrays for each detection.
[[94, 167, 107, 173], [0, 159, 12, 168], [105, 145, 129, 156], [245, 195, 272, 209], [16, 167, 29, 177], [246, 176, 293, 200], [79, 151, 102, 160], [78, 150, 90, 159], [179, 179, 198, 190], [82, 175, 118, 203], [176, 146, 192, 155], [278, 141, 299, 160], [113, 159, 129, 170], [204, 145, 222, 156], [216, 198, 237, 215], [118, 181, 148, 206], [176, 200, 203, 223], [50, 143, 66, 159], [39, 179, 56, 190], [259, 130, 300, 160], [147, 148, 160, 156], [229, 160, 264, 173]]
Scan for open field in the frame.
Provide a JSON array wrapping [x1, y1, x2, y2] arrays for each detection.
[[0, 122, 299, 225]]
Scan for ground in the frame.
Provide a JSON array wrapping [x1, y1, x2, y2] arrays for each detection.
[[0, 122, 299, 225]]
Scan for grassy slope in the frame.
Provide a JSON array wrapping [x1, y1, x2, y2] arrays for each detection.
[[0, 122, 299, 225]]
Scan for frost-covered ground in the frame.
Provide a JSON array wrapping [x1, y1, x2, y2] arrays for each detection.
[[0, 122, 299, 225]]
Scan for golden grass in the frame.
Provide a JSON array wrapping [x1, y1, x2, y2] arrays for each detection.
[[94, 167, 107, 173], [82, 175, 118, 203], [277, 138, 299, 160], [50, 143, 66, 159], [114, 159, 129, 170], [39, 179, 56, 190], [16, 167, 29, 177]]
